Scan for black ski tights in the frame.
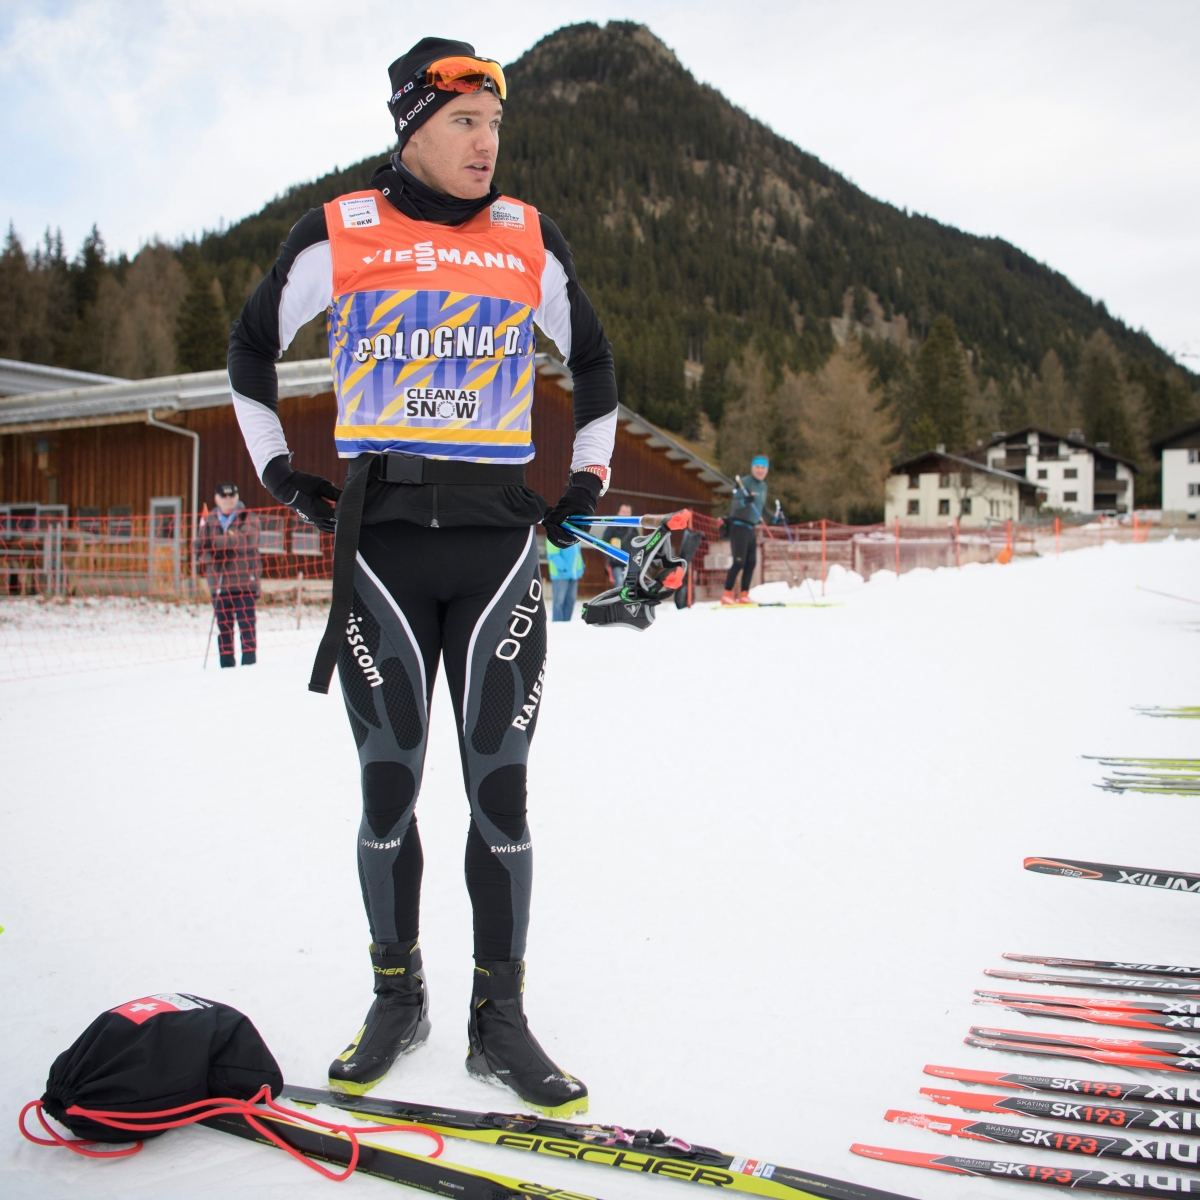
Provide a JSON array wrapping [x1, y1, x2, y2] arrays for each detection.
[[337, 521, 546, 961], [724, 522, 757, 591]]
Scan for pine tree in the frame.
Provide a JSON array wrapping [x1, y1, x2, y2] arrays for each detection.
[[1078, 331, 1137, 460], [176, 248, 229, 372], [896, 315, 969, 454]]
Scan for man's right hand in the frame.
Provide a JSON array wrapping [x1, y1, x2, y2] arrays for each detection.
[[262, 454, 342, 532]]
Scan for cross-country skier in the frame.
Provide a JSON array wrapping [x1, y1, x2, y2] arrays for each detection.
[[722, 454, 772, 604], [227, 37, 616, 1117]]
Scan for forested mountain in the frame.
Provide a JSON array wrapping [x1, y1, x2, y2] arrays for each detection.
[[3, 21, 1195, 517]]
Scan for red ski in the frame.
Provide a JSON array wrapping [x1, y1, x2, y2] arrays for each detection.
[[976, 989, 1200, 1016], [965, 1032, 1200, 1073], [918, 1086, 1200, 1130], [976, 997, 1200, 1034], [972, 1024, 1200, 1058]]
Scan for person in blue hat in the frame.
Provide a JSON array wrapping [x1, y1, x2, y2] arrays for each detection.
[[722, 455, 772, 604]]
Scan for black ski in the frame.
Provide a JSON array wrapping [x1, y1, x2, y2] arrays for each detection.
[[853, 1145, 1200, 1195], [971, 1025, 1200, 1059], [976, 990, 1200, 1016], [202, 1108, 599, 1200], [925, 1064, 1200, 1107], [919, 1084, 1200, 1131], [888, 1107, 1200, 1163], [281, 1085, 917, 1200], [964, 1032, 1200, 1074], [1003, 955, 1200, 979], [1024, 857, 1200, 893], [985, 969, 1200, 996]]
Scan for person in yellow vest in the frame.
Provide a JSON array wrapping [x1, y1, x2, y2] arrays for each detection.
[[227, 38, 616, 1117]]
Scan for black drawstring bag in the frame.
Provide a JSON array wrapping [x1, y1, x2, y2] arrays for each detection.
[[40, 993, 283, 1143]]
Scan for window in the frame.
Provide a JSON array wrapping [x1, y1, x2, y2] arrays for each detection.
[[1189, 449, 1200, 464], [988, 499, 999, 517], [292, 526, 323, 556], [1064, 468, 1078, 479], [961, 498, 972, 515], [908, 473, 919, 490], [1064, 491, 1078, 502], [258, 513, 287, 554], [938, 473, 950, 488], [1190, 483, 1200, 497], [907, 499, 919, 515], [1037, 469, 1048, 479], [938, 498, 950, 515]]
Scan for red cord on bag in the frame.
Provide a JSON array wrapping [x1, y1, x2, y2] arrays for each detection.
[[19, 1085, 444, 1182]]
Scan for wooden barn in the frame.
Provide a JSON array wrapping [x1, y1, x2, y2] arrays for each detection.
[[0, 356, 732, 596]]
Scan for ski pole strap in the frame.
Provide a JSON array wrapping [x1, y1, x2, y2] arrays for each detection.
[[308, 457, 370, 694]]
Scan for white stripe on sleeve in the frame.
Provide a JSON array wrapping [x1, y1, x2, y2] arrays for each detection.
[[233, 392, 291, 479], [533, 250, 571, 361], [570, 409, 617, 472], [278, 241, 334, 354]]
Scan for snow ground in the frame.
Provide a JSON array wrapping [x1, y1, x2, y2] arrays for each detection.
[[2, 537, 1199, 1200]]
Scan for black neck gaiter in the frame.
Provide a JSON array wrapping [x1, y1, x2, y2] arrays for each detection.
[[370, 155, 499, 226]]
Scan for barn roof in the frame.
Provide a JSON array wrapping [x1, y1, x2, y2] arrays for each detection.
[[0, 356, 128, 397], [0, 355, 734, 495]]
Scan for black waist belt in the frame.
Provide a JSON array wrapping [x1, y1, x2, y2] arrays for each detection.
[[308, 454, 527, 694]]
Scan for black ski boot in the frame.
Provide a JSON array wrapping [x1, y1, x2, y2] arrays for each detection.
[[328, 941, 430, 1095], [465, 960, 587, 1117]]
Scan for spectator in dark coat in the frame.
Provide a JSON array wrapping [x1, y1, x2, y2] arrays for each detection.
[[198, 483, 261, 667]]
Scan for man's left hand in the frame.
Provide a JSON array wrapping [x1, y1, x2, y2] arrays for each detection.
[[543, 471, 603, 549]]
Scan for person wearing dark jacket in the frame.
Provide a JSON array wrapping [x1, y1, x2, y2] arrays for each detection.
[[225, 37, 613, 1116], [197, 484, 261, 667], [722, 455, 772, 605]]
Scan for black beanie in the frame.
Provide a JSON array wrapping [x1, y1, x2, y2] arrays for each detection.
[[386, 37, 500, 147]]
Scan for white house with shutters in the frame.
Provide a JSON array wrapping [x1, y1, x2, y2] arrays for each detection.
[[885, 448, 1039, 526], [983, 427, 1136, 514], [1152, 418, 1200, 522]]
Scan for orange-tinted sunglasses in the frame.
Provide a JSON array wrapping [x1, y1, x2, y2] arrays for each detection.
[[424, 56, 507, 101]]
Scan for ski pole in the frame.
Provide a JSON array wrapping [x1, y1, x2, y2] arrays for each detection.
[[562, 518, 630, 564], [203, 573, 224, 668], [1137, 585, 1200, 607]]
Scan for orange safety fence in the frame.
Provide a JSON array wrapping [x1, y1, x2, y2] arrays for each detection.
[[0, 506, 1188, 682]]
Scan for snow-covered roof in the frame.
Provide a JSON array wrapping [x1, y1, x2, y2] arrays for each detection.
[[0, 357, 128, 397]]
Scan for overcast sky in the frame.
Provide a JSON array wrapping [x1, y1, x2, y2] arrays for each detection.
[[2, 1, 1196, 364]]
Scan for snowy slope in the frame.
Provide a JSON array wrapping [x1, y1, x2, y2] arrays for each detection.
[[2, 538, 1199, 1200]]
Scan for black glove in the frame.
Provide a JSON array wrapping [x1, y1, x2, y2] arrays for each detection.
[[542, 471, 603, 549], [262, 454, 342, 533]]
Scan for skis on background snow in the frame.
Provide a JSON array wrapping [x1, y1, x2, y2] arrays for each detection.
[[918, 1085, 1200, 1132], [964, 1031, 1200, 1074], [281, 1086, 918, 1200], [1024, 858, 1200, 893], [924, 1065, 1200, 1108], [886, 1107, 1200, 1163], [850, 1145, 1200, 1196], [1003, 956, 1200, 980], [985, 969, 1200, 996], [975, 996, 1200, 1035], [977, 990, 1200, 1016], [970, 1026, 1200, 1060]]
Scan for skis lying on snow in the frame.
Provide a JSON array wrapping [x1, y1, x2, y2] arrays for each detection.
[[971, 1026, 1200, 1061], [976, 994, 1200, 1034], [1024, 858, 1200, 894], [281, 1085, 917, 1200], [985, 969, 1200, 996], [919, 1085, 1200, 1132], [925, 1065, 1200, 1108], [978, 990, 1200, 1016], [850, 1145, 1200, 1196], [1002, 955, 1200, 979], [887, 1107, 1200, 1163], [203, 1108, 598, 1200], [965, 1031, 1200, 1074]]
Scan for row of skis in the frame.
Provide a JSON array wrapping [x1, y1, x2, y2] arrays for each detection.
[[854, 952, 1200, 1196]]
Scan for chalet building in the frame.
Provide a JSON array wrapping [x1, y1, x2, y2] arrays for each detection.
[[885, 447, 1039, 526], [1152, 418, 1200, 522], [983, 427, 1136, 514], [0, 355, 732, 595]]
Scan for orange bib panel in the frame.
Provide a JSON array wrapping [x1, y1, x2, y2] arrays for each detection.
[[324, 191, 546, 462]]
